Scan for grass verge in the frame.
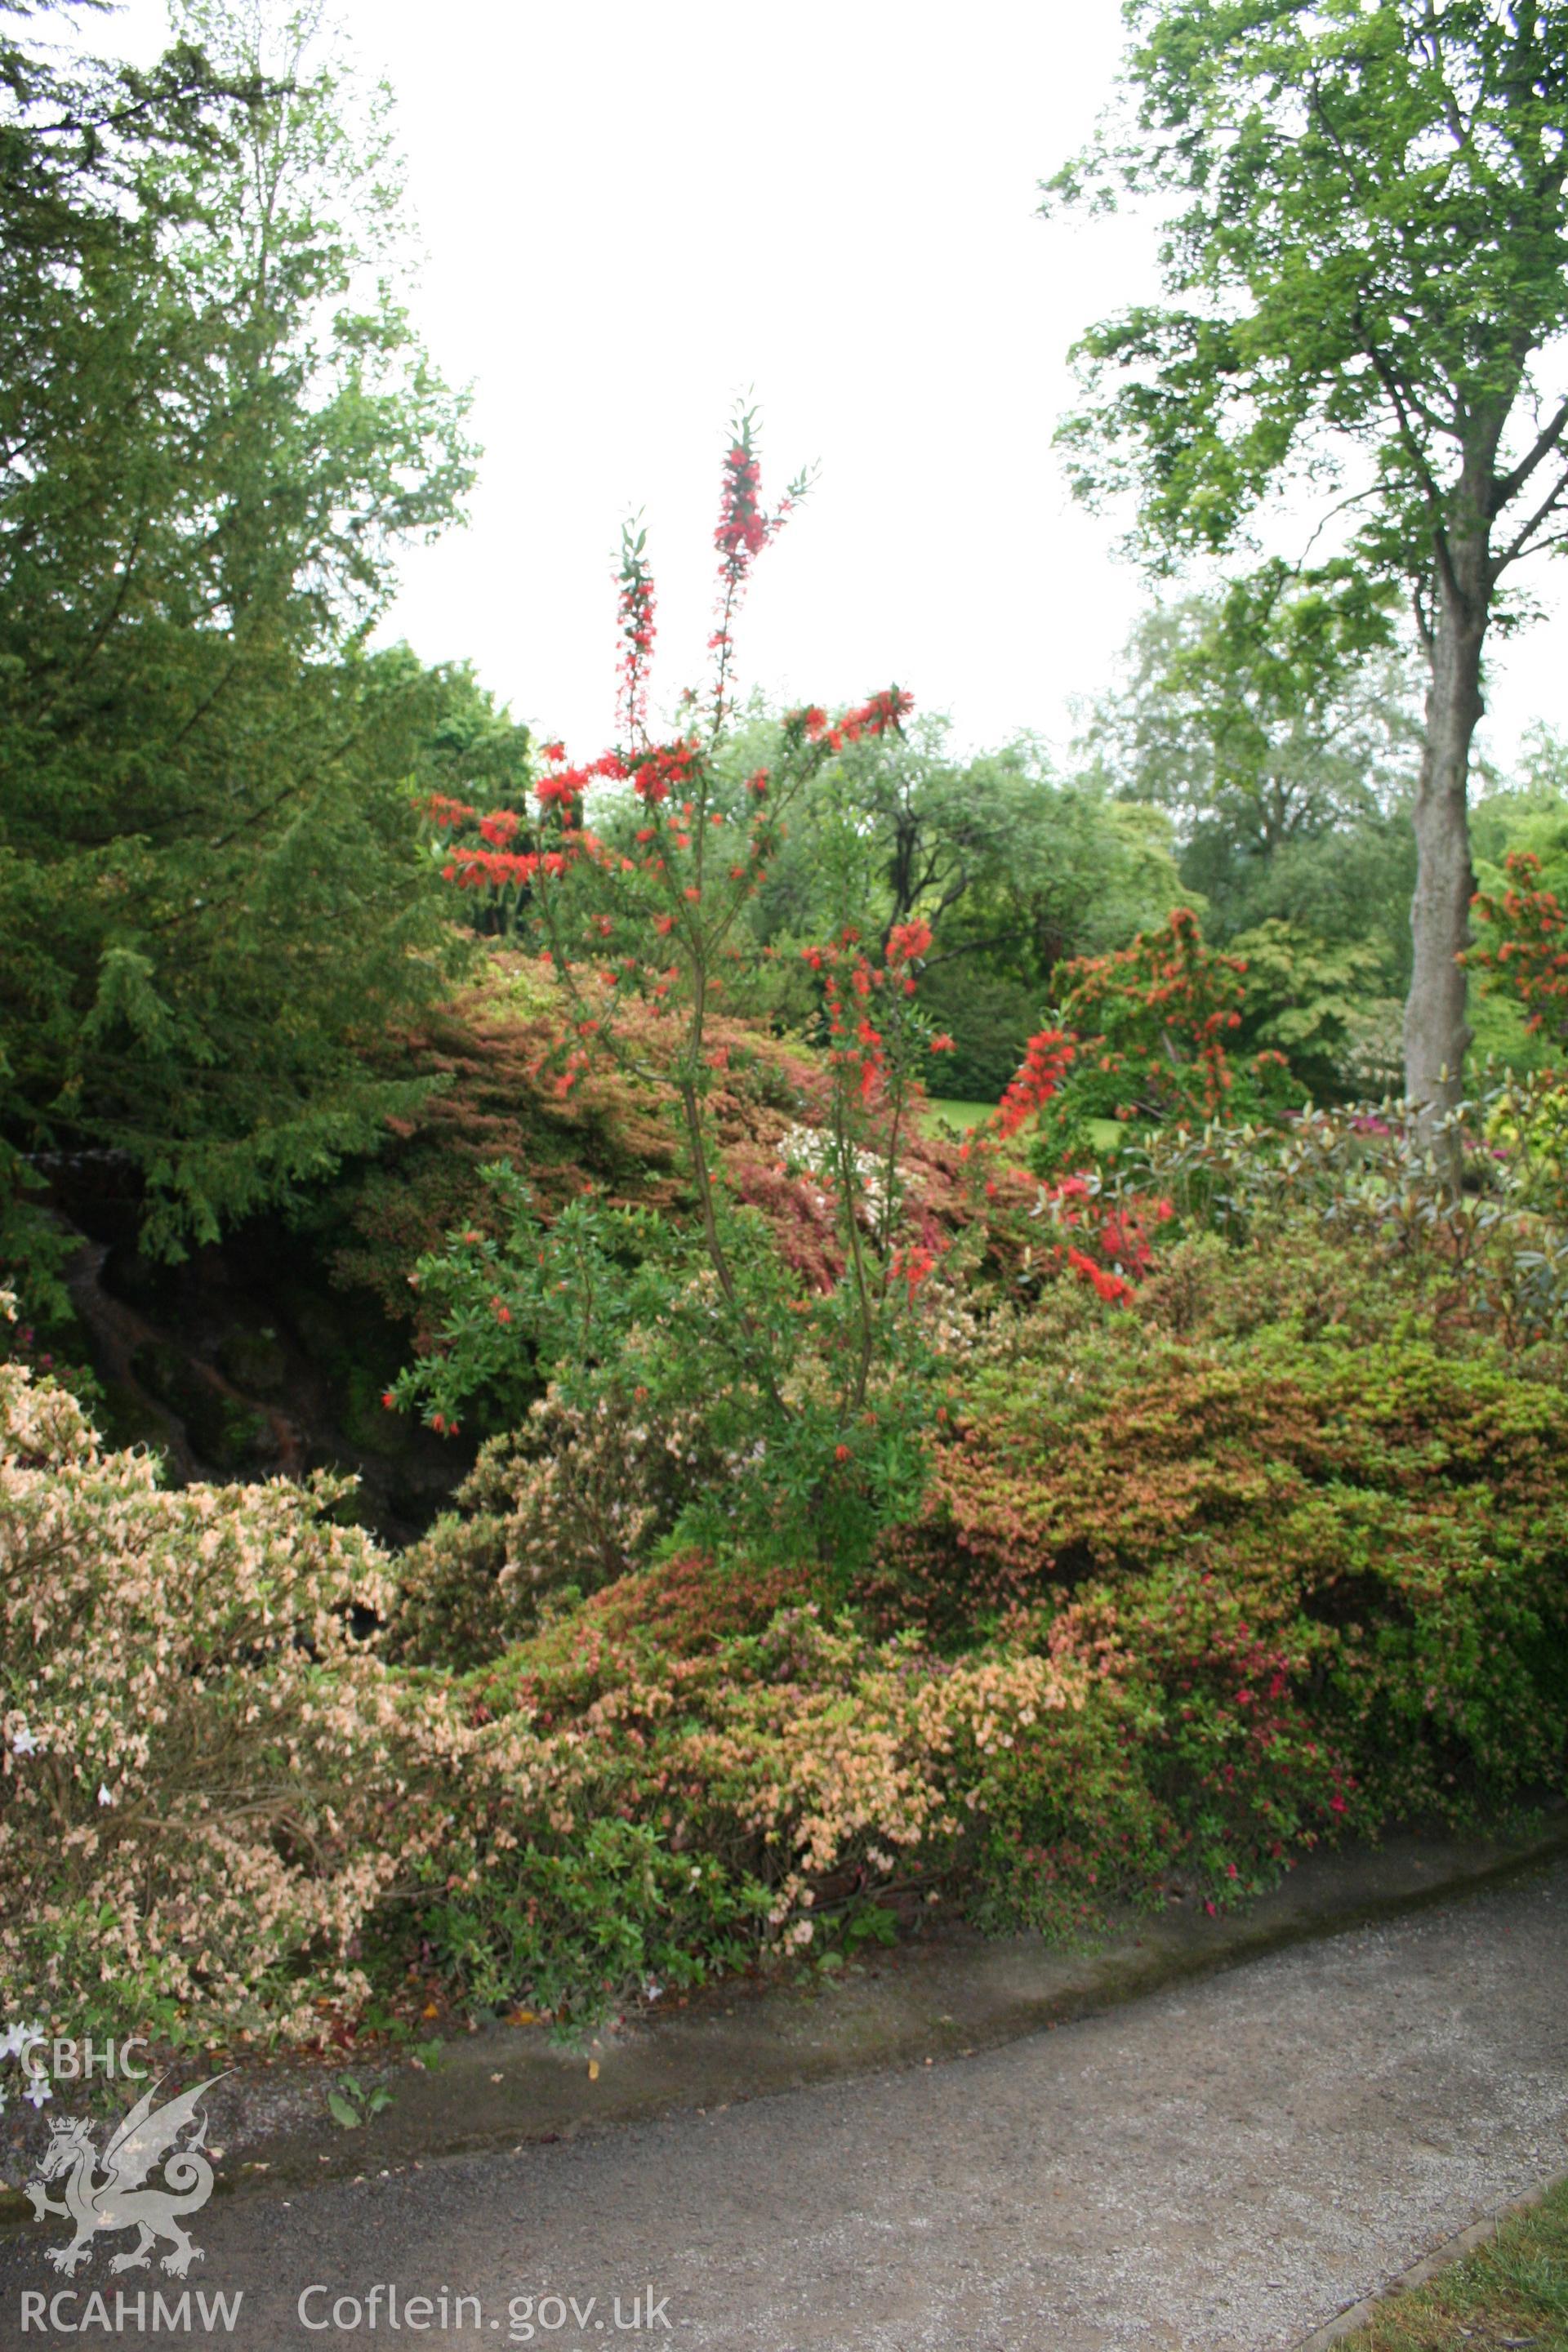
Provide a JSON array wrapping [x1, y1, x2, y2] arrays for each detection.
[[1334, 2176, 1568, 2350]]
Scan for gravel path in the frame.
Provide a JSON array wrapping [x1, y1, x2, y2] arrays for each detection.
[[5, 1863, 1566, 2351]]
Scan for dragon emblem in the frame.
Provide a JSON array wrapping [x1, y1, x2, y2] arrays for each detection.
[[24, 2074, 226, 2278]]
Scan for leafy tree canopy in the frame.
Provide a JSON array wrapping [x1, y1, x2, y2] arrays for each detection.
[[1084, 562, 1420, 858], [688, 711, 1187, 1097], [731, 712, 1186, 978], [1048, 0, 1568, 1120], [0, 0, 482, 1285], [1083, 562, 1422, 1001], [1049, 0, 1568, 604]]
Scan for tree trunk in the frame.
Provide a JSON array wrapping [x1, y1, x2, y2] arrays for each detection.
[[1404, 563, 1486, 1129]]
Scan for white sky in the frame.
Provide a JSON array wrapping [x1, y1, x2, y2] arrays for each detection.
[[99, 0, 1568, 771]]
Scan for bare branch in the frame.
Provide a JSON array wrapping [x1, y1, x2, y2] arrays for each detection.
[[1410, 586, 1434, 658], [1493, 396, 1568, 512], [1349, 317, 1465, 608], [1494, 453, 1568, 572], [1295, 479, 1388, 567]]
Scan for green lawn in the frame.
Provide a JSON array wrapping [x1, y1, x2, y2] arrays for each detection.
[[918, 1099, 1127, 1156], [920, 1096, 997, 1136], [1336, 2176, 1568, 2350]]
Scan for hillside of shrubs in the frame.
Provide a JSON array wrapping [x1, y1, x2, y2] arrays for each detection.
[[5, 0, 1568, 2068], [7, 938, 1568, 2051], [7, 1145, 1568, 2051]]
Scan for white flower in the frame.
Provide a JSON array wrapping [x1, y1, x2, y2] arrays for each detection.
[[24, 2078, 53, 2109], [97, 1784, 114, 1807], [11, 1724, 38, 1756], [2, 2020, 44, 2062]]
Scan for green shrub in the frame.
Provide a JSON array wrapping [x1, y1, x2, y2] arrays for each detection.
[[8, 1182, 1568, 2051]]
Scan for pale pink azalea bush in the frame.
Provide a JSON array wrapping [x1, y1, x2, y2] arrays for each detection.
[[461, 1599, 1085, 1966], [390, 1389, 729, 1666], [418, 1591, 1094, 2013], [0, 1333, 465, 2043], [648, 1609, 1089, 1941], [2, 1326, 1099, 2040]]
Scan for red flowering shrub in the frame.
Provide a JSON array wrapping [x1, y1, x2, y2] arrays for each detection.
[[394, 416, 956, 1575], [972, 1575, 1347, 1935], [1070, 1080, 1568, 1347], [964, 1103, 1177, 1313], [954, 910, 1307, 1316], [979, 909, 1302, 1184], [1466, 849, 1568, 1041], [1058, 907, 1249, 1115], [994, 1027, 1076, 1140], [1027, 1169, 1175, 1306]]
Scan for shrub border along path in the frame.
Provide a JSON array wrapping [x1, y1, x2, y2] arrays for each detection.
[[5, 1826, 1563, 2350], [4, 1806, 1561, 2221]]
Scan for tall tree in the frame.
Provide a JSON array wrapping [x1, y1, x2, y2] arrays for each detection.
[[0, 0, 476, 1278], [1086, 564, 1419, 865], [740, 716, 1183, 977], [697, 714, 1183, 1098], [1047, 0, 1568, 1124]]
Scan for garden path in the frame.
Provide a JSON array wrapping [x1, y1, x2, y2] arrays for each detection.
[[9, 1860, 1563, 2351]]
